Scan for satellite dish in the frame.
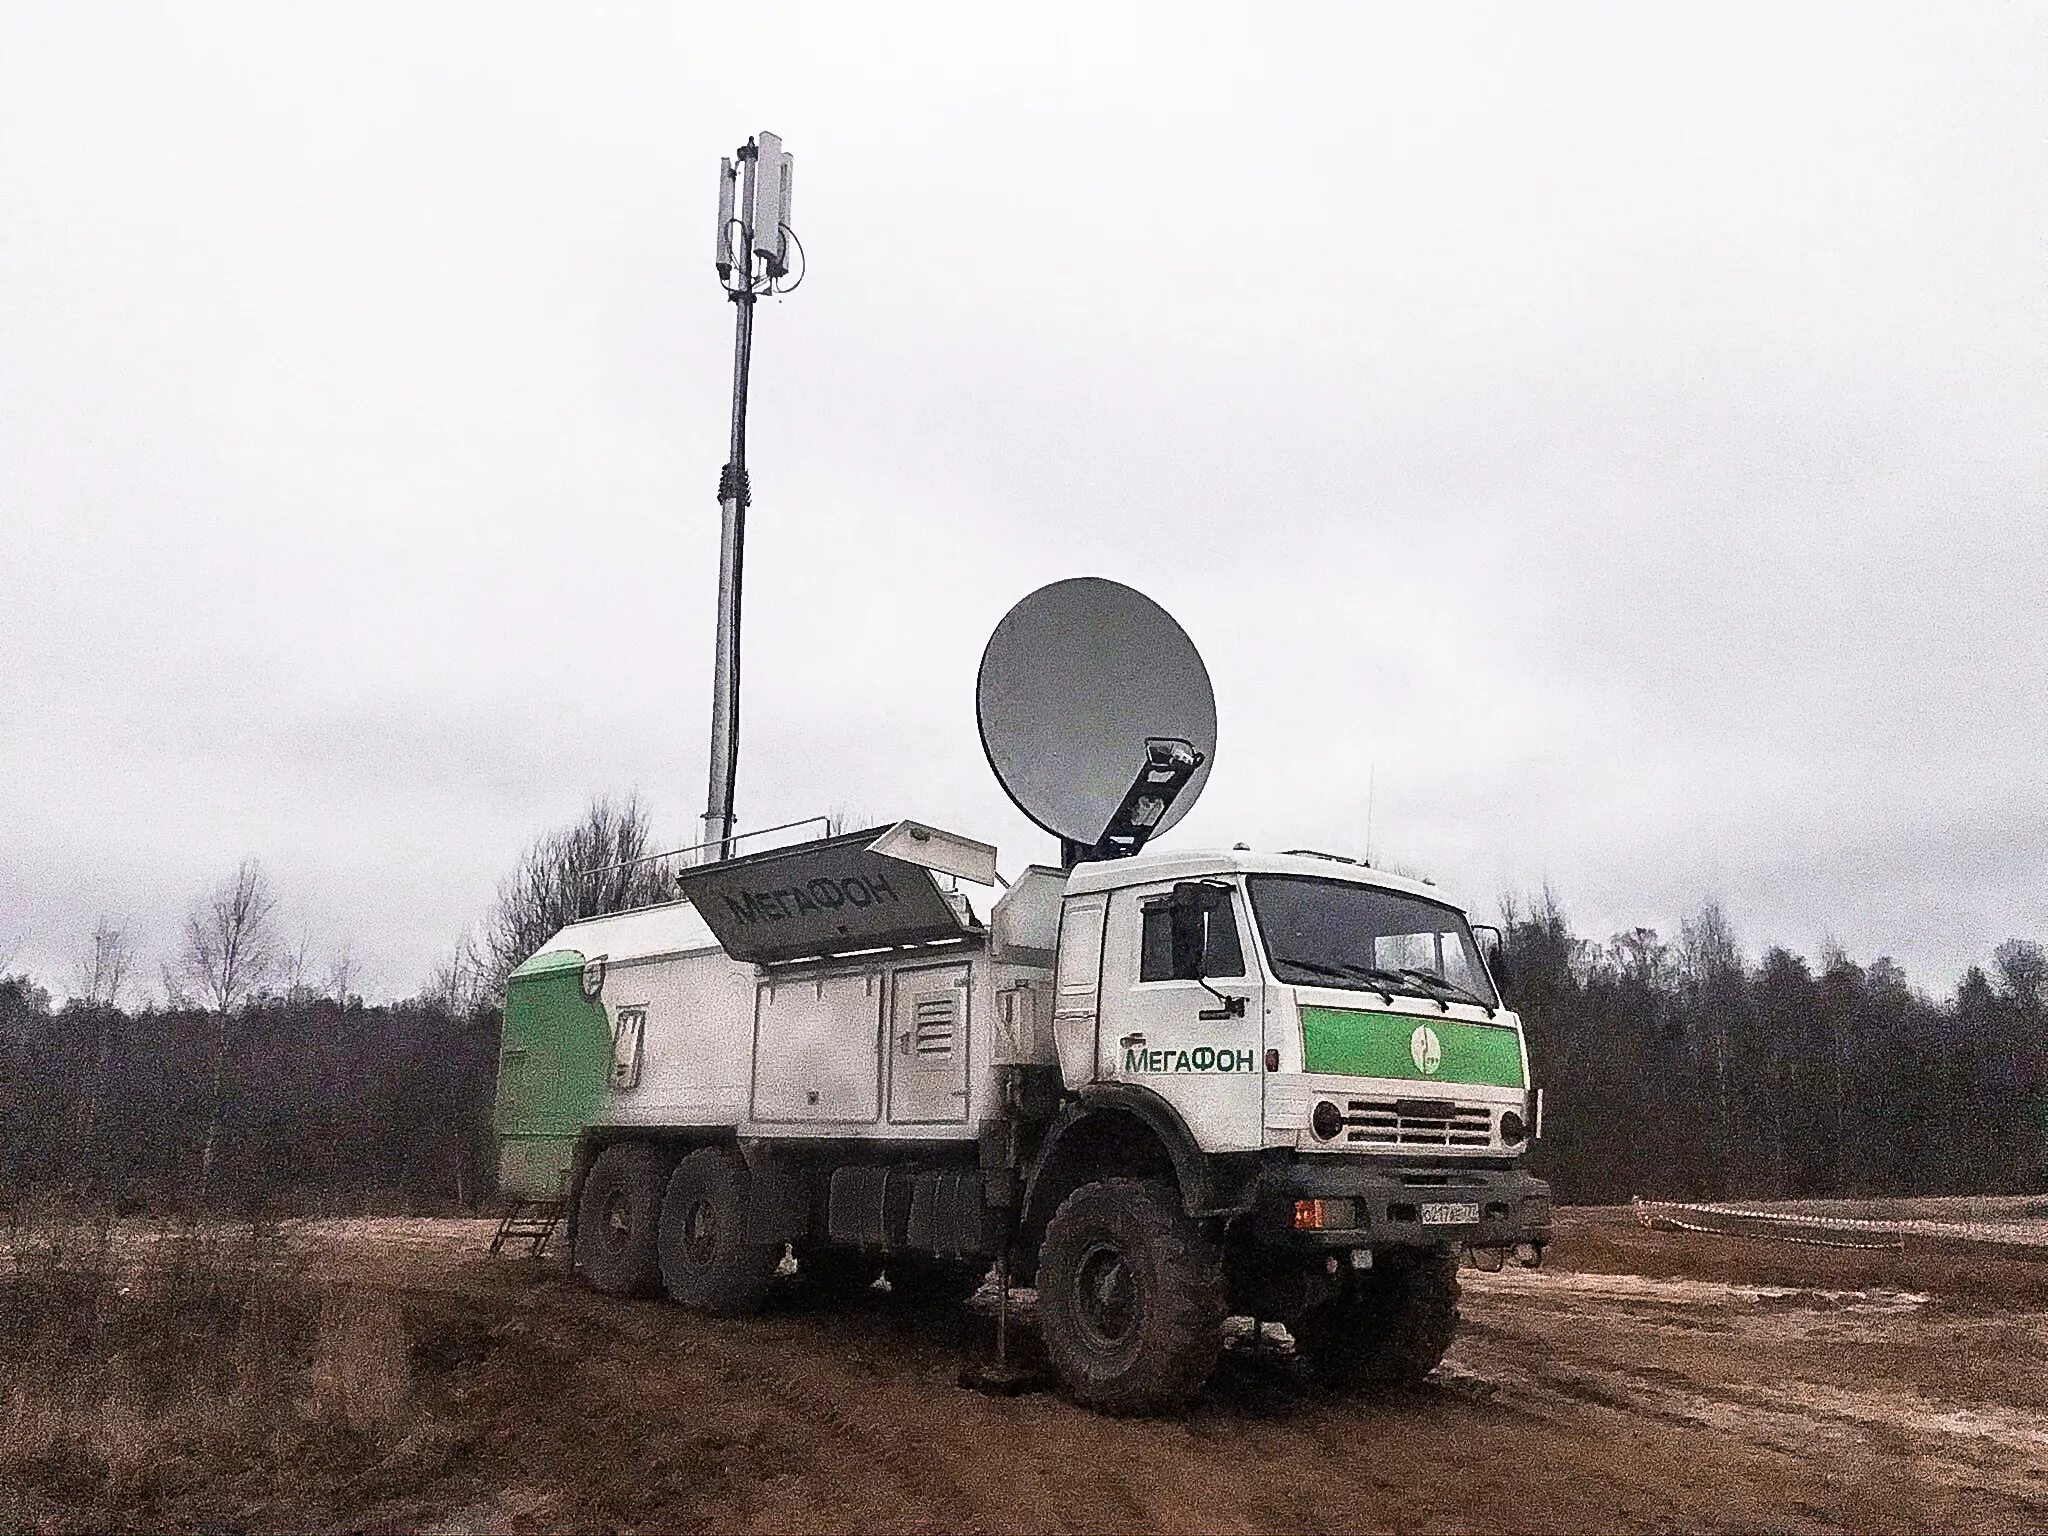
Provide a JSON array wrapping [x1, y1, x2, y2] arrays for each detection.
[[977, 577, 1217, 859]]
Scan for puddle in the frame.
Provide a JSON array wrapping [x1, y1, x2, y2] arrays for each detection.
[[1468, 1265, 1928, 1313]]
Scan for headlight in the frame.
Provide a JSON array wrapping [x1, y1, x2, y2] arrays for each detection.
[[1499, 1110, 1527, 1146], [1311, 1100, 1344, 1141]]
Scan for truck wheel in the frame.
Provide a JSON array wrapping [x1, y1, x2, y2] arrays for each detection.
[[885, 1253, 987, 1306], [1036, 1178, 1225, 1415], [657, 1147, 780, 1315], [574, 1142, 666, 1297], [797, 1245, 884, 1299], [1294, 1247, 1461, 1391]]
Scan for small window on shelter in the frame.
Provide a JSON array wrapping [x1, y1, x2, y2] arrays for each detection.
[[1140, 890, 1245, 982], [611, 1006, 646, 1089]]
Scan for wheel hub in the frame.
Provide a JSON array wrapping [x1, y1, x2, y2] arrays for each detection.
[[603, 1190, 632, 1240], [1073, 1239, 1140, 1349], [683, 1198, 717, 1259]]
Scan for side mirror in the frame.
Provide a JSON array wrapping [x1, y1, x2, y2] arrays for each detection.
[[1165, 882, 1247, 1018], [1472, 923, 1514, 990]]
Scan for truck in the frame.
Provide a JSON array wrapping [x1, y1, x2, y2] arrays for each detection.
[[495, 815, 1552, 1413]]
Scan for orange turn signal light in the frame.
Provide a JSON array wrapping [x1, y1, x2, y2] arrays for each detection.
[[1294, 1199, 1328, 1230]]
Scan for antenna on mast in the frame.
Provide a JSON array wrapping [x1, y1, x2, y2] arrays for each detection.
[[702, 132, 802, 864]]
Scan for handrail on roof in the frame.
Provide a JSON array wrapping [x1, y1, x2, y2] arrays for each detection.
[[576, 815, 833, 883]]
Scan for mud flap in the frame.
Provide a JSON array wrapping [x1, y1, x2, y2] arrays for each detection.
[[738, 1143, 809, 1245]]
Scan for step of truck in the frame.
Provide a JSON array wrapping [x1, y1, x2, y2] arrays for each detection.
[[488, 1198, 563, 1258]]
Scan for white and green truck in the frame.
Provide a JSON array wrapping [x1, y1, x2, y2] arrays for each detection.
[[495, 822, 1550, 1413]]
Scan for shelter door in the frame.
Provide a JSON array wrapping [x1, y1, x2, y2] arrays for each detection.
[[887, 963, 971, 1124]]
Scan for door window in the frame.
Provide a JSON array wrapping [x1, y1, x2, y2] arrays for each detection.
[[1138, 890, 1245, 981]]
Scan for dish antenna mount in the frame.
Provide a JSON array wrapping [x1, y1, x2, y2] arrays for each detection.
[[977, 578, 1217, 868]]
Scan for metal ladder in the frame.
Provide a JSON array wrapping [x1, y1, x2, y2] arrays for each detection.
[[489, 1198, 564, 1258]]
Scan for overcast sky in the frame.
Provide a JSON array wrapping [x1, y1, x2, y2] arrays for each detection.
[[3, 2, 2042, 1001]]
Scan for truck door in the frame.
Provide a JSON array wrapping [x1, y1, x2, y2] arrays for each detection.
[[886, 961, 971, 1125], [1100, 880, 1264, 1153]]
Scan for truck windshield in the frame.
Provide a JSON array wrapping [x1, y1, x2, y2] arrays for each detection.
[[1246, 875, 1499, 1008]]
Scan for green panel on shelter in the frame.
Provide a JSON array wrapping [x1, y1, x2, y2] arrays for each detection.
[[496, 949, 611, 1198]]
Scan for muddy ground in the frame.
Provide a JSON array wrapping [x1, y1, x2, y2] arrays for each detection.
[[184, 1202, 2042, 1535]]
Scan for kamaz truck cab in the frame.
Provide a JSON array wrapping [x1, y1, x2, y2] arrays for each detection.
[[1054, 847, 1543, 1247], [989, 843, 1548, 1405]]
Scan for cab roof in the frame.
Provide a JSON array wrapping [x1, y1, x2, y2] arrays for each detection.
[[1060, 847, 1468, 912]]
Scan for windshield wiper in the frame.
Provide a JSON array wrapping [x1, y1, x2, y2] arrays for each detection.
[[1276, 958, 1496, 1014], [1343, 965, 1422, 1004], [1393, 968, 1496, 1017], [1275, 957, 1397, 1004]]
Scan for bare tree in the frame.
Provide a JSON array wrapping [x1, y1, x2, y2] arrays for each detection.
[[70, 916, 134, 1149], [326, 942, 360, 1008], [823, 804, 876, 838], [1677, 899, 1743, 1138], [482, 794, 664, 993], [425, 932, 487, 1015], [173, 860, 280, 1199], [72, 916, 133, 1009], [281, 926, 318, 1003]]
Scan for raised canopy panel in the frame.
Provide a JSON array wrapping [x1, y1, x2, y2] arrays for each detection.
[[991, 865, 1066, 966], [864, 820, 999, 887], [676, 827, 974, 964]]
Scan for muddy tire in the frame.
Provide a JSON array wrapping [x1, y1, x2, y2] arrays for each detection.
[[1293, 1247, 1461, 1391], [885, 1253, 987, 1306], [574, 1142, 667, 1297], [657, 1147, 780, 1315], [797, 1245, 884, 1299], [1036, 1178, 1225, 1415]]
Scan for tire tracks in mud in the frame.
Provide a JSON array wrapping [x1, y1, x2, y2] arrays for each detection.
[[468, 1273, 1154, 1535], [1451, 1298, 2048, 1508], [360, 1223, 2048, 1534], [563, 1293, 983, 1532]]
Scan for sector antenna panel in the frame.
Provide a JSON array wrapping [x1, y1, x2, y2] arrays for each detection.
[[976, 577, 1217, 848]]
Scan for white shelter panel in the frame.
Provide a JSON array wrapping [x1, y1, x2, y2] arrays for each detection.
[[751, 970, 884, 1124]]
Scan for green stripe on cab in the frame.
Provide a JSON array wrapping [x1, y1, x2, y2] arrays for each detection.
[[1300, 1006, 1525, 1087]]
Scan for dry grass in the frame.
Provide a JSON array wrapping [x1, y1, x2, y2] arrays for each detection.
[[309, 1283, 413, 1435], [0, 1200, 421, 1533]]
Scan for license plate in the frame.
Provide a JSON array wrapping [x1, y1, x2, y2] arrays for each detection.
[[1420, 1201, 1481, 1226]]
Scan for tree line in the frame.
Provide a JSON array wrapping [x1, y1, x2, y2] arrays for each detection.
[[1500, 892, 2047, 1203], [2, 798, 2042, 1210], [0, 798, 658, 1211]]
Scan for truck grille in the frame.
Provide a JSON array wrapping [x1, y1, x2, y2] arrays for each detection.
[[1342, 1097, 1492, 1148]]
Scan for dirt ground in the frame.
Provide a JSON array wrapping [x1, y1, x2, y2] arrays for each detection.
[[180, 1201, 2042, 1536]]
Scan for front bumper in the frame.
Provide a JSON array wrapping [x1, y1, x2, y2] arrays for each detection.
[[1246, 1154, 1551, 1252]]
